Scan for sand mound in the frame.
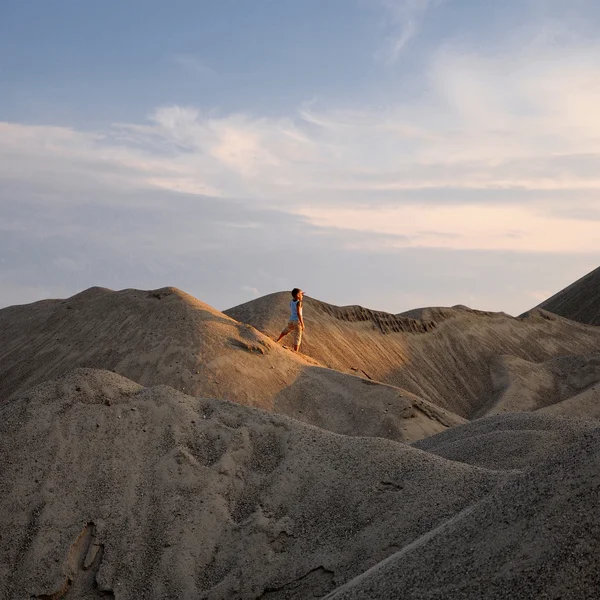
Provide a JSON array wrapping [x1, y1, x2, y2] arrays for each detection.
[[0, 287, 462, 443], [538, 384, 600, 418], [225, 293, 600, 418], [533, 265, 600, 325], [327, 426, 600, 599], [0, 369, 499, 600], [413, 412, 598, 471], [479, 353, 600, 417]]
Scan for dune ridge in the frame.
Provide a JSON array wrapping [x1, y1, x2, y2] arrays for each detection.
[[0, 286, 461, 444], [226, 292, 600, 418]]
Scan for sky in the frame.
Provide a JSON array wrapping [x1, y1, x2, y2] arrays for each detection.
[[2, 0, 600, 315]]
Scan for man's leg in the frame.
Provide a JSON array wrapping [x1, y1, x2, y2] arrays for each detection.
[[292, 323, 302, 352], [277, 322, 293, 343]]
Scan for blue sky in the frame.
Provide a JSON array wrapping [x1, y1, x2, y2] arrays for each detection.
[[1, 0, 600, 314]]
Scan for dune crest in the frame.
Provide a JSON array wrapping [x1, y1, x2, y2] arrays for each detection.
[[226, 292, 600, 418], [0, 286, 461, 443]]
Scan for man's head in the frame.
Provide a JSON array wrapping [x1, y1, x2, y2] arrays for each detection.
[[291, 288, 304, 301]]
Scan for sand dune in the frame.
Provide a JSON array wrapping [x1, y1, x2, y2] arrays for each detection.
[[225, 293, 600, 418], [539, 383, 600, 418], [328, 425, 600, 599], [399, 305, 503, 322], [533, 265, 600, 325], [0, 369, 499, 600], [413, 412, 598, 470], [2, 369, 598, 599], [0, 286, 461, 443], [479, 353, 600, 417], [3, 277, 600, 599]]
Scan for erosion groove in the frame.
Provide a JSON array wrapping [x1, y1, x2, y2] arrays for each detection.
[[374, 481, 404, 492], [269, 532, 295, 553], [313, 302, 437, 335], [413, 400, 454, 428], [35, 523, 114, 600], [228, 338, 268, 355], [400, 306, 502, 323], [350, 367, 373, 380]]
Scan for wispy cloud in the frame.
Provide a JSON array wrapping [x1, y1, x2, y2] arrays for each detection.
[[2, 27, 600, 255], [172, 54, 216, 77], [375, 0, 444, 63], [294, 203, 600, 253], [241, 285, 260, 298]]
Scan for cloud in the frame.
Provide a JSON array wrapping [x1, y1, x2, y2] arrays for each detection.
[[294, 203, 600, 253], [375, 0, 444, 63], [241, 285, 260, 298], [2, 24, 600, 259], [2, 3, 600, 315], [172, 54, 216, 77], [1, 188, 597, 316]]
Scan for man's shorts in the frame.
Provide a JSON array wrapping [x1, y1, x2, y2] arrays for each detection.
[[282, 320, 303, 346]]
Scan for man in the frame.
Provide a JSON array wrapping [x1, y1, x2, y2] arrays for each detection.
[[276, 288, 305, 352]]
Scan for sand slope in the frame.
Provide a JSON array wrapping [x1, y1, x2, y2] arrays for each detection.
[[479, 353, 600, 417], [533, 265, 600, 325], [327, 425, 600, 600], [538, 383, 600, 418], [413, 412, 598, 471], [2, 369, 598, 600], [0, 286, 461, 444], [0, 369, 499, 600], [225, 293, 600, 418]]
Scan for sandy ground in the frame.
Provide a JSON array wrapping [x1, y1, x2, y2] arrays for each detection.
[[327, 425, 600, 600], [413, 411, 599, 470]]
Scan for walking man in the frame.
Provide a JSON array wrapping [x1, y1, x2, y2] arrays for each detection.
[[276, 288, 305, 352]]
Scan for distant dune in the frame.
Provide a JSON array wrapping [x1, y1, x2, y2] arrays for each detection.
[[413, 411, 599, 470], [532, 265, 600, 325], [226, 293, 600, 418], [479, 353, 600, 418]]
